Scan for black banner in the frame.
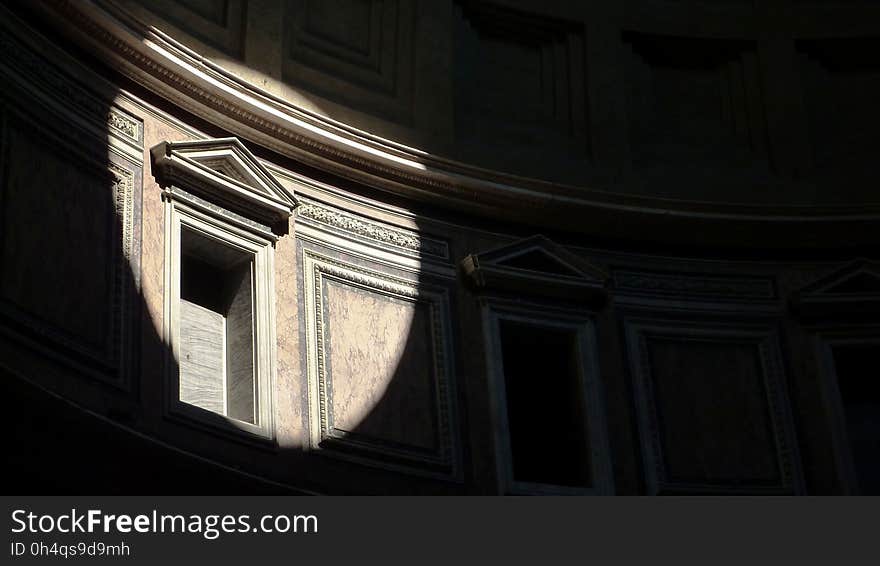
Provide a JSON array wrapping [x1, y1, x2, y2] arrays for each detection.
[[1, 497, 874, 564]]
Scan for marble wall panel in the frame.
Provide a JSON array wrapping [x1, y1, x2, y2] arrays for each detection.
[[226, 264, 256, 424], [626, 318, 802, 494], [646, 338, 780, 484], [302, 249, 458, 477], [323, 279, 437, 452]]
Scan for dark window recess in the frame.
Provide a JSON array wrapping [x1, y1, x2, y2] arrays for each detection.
[[832, 344, 880, 495], [179, 228, 257, 424], [499, 320, 591, 487]]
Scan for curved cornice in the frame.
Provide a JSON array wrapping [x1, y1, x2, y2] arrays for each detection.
[[25, 0, 880, 249]]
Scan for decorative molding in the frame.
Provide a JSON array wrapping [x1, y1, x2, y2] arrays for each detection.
[[461, 235, 608, 306], [119, 0, 246, 56], [283, 0, 415, 123], [162, 198, 278, 444], [24, 0, 880, 248], [296, 199, 449, 260], [110, 164, 135, 262], [613, 270, 776, 300], [164, 185, 278, 241], [302, 248, 459, 479], [0, 24, 142, 146], [151, 137, 297, 229], [482, 301, 615, 495], [809, 326, 880, 495], [455, 1, 587, 156], [107, 110, 140, 142], [0, 106, 140, 389], [791, 259, 880, 320], [625, 316, 803, 494]]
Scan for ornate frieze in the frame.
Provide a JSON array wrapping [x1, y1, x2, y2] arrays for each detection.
[[296, 200, 449, 260], [613, 270, 776, 300]]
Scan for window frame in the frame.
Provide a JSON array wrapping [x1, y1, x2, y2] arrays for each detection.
[[812, 325, 880, 495], [483, 300, 614, 495], [163, 197, 277, 443]]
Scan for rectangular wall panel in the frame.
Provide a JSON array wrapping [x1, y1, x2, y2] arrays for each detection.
[[302, 248, 459, 479], [0, 117, 114, 352], [283, 0, 415, 123], [0, 106, 139, 385], [625, 317, 802, 494], [324, 279, 438, 452]]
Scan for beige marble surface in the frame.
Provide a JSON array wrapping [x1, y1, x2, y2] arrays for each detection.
[[324, 280, 437, 451], [273, 219, 302, 449], [139, 112, 193, 334]]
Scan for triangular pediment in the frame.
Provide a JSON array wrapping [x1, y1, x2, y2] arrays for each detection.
[[799, 260, 880, 297], [791, 259, 880, 319], [461, 235, 608, 304], [151, 138, 297, 226], [495, 248, 583, 277]]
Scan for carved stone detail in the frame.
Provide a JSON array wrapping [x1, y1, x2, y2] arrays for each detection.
[[0, 105, 140, 386], [107, 111, 140, 142], [462, 235, 608, 305], [31, 0, 880, 251], [151, 138, 297, 229], [625, 317, 803, 494], [302, 248, 458, 478], [297, 200, 449, 259], [613, 270, 776, 300], [283, 0, 415, 123], [110, 164, 135, 263], [0, 25, 142, 145], [790, 259, 880, 319]]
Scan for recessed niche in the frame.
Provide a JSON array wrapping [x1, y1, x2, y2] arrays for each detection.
[[831, 343, 880, 495], [179, 227, 257, 425], [499, 320, 592, 488]]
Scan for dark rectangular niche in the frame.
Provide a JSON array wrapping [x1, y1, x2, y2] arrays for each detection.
[[179, 227, 257, 424], [499, 320, 592, 488], [832, 343, 880, 495], [646, 337, 781, 487]]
